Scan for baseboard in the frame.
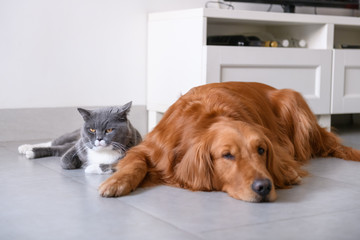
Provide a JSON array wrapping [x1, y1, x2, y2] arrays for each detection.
[[0, 106, 148, 142]]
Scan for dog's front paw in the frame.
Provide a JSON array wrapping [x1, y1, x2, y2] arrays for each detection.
[[98, 175, 132, 197], [287, 167, 305, 185]]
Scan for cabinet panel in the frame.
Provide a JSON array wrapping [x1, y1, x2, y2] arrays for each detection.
[[205, 46, 332, 114], [221, 66, 319, 96], [332, 50, 360, 114], [147, 15, 205, 113]]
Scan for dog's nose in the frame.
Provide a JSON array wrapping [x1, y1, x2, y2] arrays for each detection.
[[251, 178, 272, 197]]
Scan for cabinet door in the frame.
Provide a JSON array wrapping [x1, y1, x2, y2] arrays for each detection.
[[332, 50, 360, 114], [205, 46, 332, 114]]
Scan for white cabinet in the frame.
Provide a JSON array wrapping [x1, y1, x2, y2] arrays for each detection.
[[147, 8, 360, 131], [332, 50, 360, 114], [205, 47, 332, 114]]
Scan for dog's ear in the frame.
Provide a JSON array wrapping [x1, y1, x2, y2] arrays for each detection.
[[175, 140, 213, 191], [263, 131, 307, 188]]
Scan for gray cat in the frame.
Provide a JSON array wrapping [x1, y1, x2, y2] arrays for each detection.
[[18, 102, 142, 174]]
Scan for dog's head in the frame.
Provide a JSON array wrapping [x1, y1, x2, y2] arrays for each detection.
[[175, 119, 304, 202]]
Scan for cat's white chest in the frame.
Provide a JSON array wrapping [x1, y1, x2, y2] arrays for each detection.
[[86, 147, 122, 165], [85, 147, 123, 174]]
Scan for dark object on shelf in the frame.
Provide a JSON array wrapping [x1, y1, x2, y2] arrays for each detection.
[[207, 35, 279, 47], [341, 44, 360, 49], [246, 36, 262, 46], [207, 35, 250, 46], [223, 0, 359, 13]]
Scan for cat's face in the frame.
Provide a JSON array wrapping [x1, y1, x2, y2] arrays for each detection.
[[78, 102, 133, 152]]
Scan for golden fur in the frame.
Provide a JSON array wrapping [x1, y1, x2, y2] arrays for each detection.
[[99, 82, 360, 202]]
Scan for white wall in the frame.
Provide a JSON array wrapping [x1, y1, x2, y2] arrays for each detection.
[[0, 0, 357, 109], [0, 0, 148, 108]]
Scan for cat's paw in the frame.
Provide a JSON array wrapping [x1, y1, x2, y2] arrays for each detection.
[[98, 174, 132, 197], [18, 144, 33, 154], [85, 164, 112, 174], [84, 164, 102, 174], [25, 150, 35, 159]]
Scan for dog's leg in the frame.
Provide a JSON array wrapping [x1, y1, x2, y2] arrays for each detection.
[[270, 89, 318, 163], [333, 145, 360, 162], [314, 127, 360, 161], [98, 146, 148, 197]]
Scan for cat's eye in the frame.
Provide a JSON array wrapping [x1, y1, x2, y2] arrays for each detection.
[[89, 128, 96, 133], [106, 129, 113, 134]]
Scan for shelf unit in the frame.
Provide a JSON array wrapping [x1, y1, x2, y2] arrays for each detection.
[[147, 8, 360, 130]]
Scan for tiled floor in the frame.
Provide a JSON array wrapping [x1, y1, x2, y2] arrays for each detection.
[[1, 126, 360, 240]]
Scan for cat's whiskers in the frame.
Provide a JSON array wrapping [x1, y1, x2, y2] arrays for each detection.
[[111, 142, 127, 153], [115, 143, 127, 151], [72, 143, 89, 158]]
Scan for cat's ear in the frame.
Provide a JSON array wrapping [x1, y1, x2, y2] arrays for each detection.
[[77, 108, 92, 121], [120, 101, 132, 114], [114, 102, 132, 121]]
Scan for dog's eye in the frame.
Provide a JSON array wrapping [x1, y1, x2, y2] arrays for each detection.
[[223, 153, 235, 160], [258, 147, 265, 155]]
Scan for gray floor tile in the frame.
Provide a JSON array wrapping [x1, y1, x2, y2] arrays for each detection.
[[200, 208, 360, 240], [306, 157, 360, 186], [1, 168, 200, 240]]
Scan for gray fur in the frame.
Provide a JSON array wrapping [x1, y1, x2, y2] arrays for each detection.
[[19, 102, 142, 174]]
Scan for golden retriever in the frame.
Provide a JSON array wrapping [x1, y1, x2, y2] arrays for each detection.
[[99, 82, 360, 202]]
